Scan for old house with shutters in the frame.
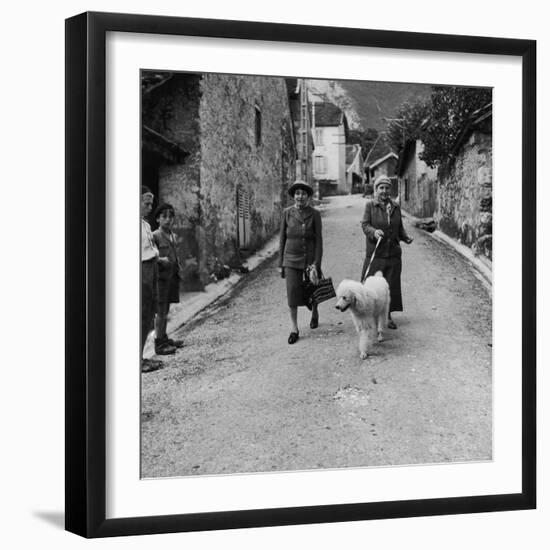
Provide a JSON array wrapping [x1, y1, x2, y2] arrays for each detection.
[[142, 71, 297, 288], [311, 102, 349, 196]]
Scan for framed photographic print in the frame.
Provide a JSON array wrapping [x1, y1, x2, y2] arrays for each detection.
[[65, 11, 536, 538]]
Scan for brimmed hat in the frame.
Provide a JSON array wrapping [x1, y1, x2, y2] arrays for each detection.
[[373, 175, 392, 190], [288, 180, 314, 197]]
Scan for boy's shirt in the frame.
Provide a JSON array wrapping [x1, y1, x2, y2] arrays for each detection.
[[153, 229, 181, 280], [141, 218, 159, 261]]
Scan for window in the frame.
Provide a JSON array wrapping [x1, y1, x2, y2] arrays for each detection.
[[404, 177, 409, 201], [315, 128, 323, 145], [315, 155, 326, 174], [255, 105, 262, 147]]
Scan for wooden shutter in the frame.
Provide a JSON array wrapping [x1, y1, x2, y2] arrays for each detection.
[[237, 188, 251, 249]]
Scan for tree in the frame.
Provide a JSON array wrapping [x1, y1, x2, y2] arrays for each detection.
[[347, 127, 380, 161], [386, 98, 430, 155], [386, 87, 491, 168], [419, 86, 491, 168]]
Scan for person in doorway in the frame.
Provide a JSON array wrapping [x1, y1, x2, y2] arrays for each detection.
[[278, 180, 323, 344], [360, 175, 413, 329], [153, 203, 184, 355]]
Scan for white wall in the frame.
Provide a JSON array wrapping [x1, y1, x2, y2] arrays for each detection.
[[2, 1, 547, 549], [313, 125, 343, 182]]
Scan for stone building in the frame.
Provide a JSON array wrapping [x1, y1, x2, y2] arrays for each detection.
[[141, 71, 297, 288]]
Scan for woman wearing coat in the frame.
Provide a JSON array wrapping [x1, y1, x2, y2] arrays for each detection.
[[361, 175, 413, 329], [279, 180, 323, 344]]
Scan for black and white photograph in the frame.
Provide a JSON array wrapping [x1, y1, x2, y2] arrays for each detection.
[[3, 0, 544, 547], [139, 71, 493, 478]]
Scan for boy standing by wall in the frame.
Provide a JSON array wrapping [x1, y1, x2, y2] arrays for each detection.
[[153, 203, 184, 355]]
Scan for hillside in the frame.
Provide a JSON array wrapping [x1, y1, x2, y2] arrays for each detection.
[[308, 78, 431, 132], [341, 80, 432, 131]]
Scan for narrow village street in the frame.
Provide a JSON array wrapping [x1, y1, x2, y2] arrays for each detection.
[[141, 194, 492, 478]]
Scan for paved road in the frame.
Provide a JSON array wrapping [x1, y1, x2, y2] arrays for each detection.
[[141, 195, 492, 478]]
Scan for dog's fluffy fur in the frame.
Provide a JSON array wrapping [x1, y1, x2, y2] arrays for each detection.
[[335, 271, 390, 359]]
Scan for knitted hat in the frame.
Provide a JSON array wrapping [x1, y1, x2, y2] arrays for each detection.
[[373, 175, 392, 190]]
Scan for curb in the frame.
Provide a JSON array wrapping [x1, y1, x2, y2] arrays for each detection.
[[401, 210, 492, 292], [143, 233, 280, 359]]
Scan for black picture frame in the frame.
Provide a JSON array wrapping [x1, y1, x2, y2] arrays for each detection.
[[65, 11, 536, 538]]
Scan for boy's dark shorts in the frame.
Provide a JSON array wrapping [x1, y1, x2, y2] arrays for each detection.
[[158, 275, 180, 307]]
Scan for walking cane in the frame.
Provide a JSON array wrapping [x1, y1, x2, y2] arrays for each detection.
[[362, 236, 382, 283]]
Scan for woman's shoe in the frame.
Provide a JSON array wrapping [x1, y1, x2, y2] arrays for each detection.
[[387, 319, 397, 329], [310, 316, 319, 329], [288, 331, 300, 344]]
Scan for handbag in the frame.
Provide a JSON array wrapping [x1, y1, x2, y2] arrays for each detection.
[[304, 265, 336, 307]]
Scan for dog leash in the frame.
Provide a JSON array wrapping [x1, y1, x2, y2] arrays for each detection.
[[362, 236, 382, 283]]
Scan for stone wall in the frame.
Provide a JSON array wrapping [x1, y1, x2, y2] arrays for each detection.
[[143, 72, 296, 287], [436, 130, 492, 260], [198, 74, 296, 280], [142, 74, 203, 288]]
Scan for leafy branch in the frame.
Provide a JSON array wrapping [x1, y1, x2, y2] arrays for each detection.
[[386, 87, 492, 168]]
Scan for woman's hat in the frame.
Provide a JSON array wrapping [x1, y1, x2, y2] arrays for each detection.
[[288, 180, 314, 197], [373, 175, 392, 190]]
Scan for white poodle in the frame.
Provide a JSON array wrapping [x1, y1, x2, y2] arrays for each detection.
[[335, 272, 390, 359]]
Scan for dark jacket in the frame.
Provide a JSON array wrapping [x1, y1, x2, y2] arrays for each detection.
[[152, 229, 181, 281], [361, 198, 410, 259], [279, 205, 323, 270]]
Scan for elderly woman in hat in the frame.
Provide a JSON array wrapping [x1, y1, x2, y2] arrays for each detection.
[[361, 175, 413, 329], [278, 180, 323, 344]]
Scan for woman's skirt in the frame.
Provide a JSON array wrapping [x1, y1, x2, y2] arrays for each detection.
[[285, 267, 306, 307], [361, 256, 403, 312]]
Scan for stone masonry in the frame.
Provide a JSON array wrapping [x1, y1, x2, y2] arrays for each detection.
[[143, 72, 296, 287], [436, 130, 493, 260]]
